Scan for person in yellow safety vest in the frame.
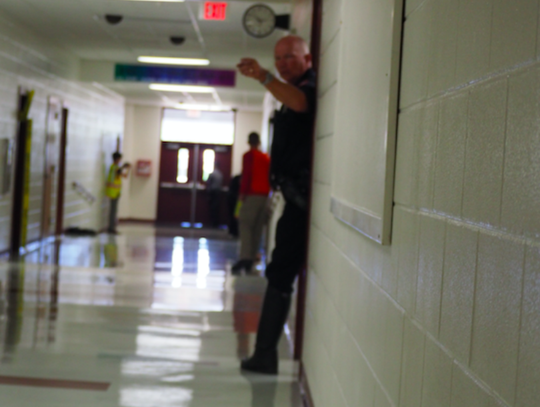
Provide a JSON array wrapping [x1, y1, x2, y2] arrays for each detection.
[[106, 152, 130, 234]]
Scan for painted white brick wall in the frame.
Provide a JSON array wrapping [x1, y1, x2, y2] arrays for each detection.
[[302, 0, 540, 406], [0, 11, 124, 251]]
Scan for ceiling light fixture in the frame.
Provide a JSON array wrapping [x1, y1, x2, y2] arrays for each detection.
[[174, 104, 232, 111], [138, 56, 210, 66], [149, 84, 215, 93], [120, 0, 185, 3]]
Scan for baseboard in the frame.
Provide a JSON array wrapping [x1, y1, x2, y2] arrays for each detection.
[[118, 218, 156, 224], [0, 247, 9, 259], [299, 362, 315, 407], [0, 236, 56, 260]]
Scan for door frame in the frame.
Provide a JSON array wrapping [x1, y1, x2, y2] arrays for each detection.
[[55, 108, 69, 236], [9, 88, 33, 259], [41, 97, 62, 239], [294, 0, 323, 361]]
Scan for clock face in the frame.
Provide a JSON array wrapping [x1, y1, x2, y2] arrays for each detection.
[[242, 4, 276, 38]]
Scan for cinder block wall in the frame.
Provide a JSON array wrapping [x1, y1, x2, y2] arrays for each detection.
[[303, 1, 540, 406], [0, 11, 124, 251]]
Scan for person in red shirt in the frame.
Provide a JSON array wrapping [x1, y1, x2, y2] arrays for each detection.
[[232, 132, 271, 274]]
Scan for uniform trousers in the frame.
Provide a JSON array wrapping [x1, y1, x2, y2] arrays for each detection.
[[108, 197, 119, 232], [265, 202, 308, 294], [207, 190, 221, 228], [238, 195, 268, 260]]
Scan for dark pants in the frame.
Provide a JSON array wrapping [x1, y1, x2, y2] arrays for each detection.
[[108, 198, 119, 232], [265, 202, 308, 294], [208, 190, 220, 228]]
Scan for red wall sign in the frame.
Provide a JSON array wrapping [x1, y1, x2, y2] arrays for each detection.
[[136, 160, 152, 177], [203, 2, 228, 21]]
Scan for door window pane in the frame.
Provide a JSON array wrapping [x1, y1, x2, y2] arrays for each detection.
[[177, 148, 189, 183], [202, 149, 215, 182]]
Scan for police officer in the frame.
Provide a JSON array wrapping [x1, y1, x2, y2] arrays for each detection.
[[237, 35, 316, 374]]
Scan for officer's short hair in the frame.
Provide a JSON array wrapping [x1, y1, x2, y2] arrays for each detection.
[[112, 152, 122, 161]]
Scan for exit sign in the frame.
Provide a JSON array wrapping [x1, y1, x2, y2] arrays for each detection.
[[203, 2, 227, 21]]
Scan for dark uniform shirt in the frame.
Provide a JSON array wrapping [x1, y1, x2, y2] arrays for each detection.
[[270, 68, 317, 184]]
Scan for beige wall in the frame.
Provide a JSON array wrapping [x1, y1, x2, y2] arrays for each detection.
[[303, 1, 540, 407], [121, 106, 262, 220], [119, 105, 162, 221], [0, 10, 124, 251]]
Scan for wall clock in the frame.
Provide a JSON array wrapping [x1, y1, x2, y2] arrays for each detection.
[[242, 4, 277, 38]]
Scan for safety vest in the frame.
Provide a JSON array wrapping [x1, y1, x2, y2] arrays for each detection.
[[105, 164, 122, 199]]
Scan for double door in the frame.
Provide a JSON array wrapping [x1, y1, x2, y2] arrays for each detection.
[[157, 142, 232, 226]]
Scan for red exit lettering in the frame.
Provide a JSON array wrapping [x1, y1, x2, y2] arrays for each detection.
[[203, 2, 228, 21]]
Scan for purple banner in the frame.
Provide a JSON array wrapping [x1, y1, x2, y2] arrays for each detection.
[[115, 64, 236, 87]]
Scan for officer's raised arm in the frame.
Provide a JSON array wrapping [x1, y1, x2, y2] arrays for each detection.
[[236, 36, 313, 113]]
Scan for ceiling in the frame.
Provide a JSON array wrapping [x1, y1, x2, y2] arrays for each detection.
[[0, 0, 293, 110]]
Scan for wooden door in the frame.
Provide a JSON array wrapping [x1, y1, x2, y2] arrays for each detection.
[[41, 98, 62, 238], [55, 108, 69, 236], [157, 143, 197, 224], [156, 142, 231, 227], [193, 144, 232, 226]]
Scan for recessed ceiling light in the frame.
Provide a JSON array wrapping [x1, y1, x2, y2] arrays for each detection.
[[149, 84, 215, 93], [138, 57, 210, 66], [174, 104, 231, 111]]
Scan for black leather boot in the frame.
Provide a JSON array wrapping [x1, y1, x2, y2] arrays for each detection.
[[240, 286, 291, 375]]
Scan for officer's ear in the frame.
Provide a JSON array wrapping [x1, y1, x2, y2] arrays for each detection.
[[304, 53, 313, 67]]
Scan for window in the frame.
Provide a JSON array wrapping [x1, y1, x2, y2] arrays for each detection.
[[202, 149, 215, 182], [161, 109, 235, 145], [177, 148, 189, 183]]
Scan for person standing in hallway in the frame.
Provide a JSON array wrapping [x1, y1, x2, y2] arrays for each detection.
[[232, 132, 271, 275], [227, 174, 242, 237], [237, 35, 316, 374], [105, 152, 130, 234], [206, 163, 224, 228]]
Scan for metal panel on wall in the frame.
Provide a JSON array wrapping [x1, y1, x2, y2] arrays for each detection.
[[330, 0, 404, 245]]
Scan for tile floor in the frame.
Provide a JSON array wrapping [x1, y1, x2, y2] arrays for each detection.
[[0, 224, 303, 407]]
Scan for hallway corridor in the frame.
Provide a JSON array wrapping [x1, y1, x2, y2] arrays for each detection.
[[0, 225, 302, 407]]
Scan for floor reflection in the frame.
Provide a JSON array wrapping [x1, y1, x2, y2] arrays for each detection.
[[0, 224, 301, 406]]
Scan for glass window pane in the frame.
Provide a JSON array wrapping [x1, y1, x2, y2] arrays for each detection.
[[177, 148, 189, 183], [202, 149, 215, 182]]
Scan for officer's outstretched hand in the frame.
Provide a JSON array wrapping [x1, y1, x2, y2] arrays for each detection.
[[237, 58, 266, 82]]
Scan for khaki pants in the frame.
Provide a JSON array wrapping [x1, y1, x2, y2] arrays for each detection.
[[239, 195, 268, 260]]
